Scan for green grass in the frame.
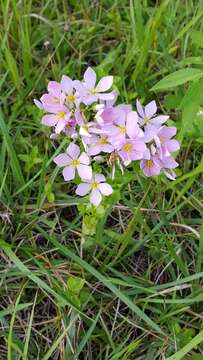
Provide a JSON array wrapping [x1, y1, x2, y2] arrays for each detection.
[[0, 0, 203, 359]]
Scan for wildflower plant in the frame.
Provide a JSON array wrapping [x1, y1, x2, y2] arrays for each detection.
[[34, 67, 180, 212]]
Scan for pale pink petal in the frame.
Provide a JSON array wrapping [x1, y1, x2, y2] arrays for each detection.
[[76, 183, 91, 196], [84, 67, 96, 89], [34, 99, 43, 109], [163, 169, 176, 180], [98, 183, 113, 196], [96, 76, 113, 92], [79, 152, 90, 165], [73, 80, 87, 96], [88, 145, 102, 156], [77, 164, 92, 180], [48, 81, 62, 96], [127, 111, 138, 123], [42, 114, 57, 126], [79, 127, 91, 137], [89, 189, 102, 206], [62, 165, 75, 181], [151, 115, 169, 125], [94, 174, 105, 183], [53, 153, 70, 167], [67, 143, 80, 159], [161, 156, 178, 169], [145, 101, 157, 118], [126, 114, 142, 139], [136, 99, 145, 117], [97, 93, 115, 101], [55, 118, 66, 134], [61, 75, 73, 94], [165, 139, 180, 152], [158, 126, 176, 140], [75, 110, 84, 126], [83, 94, 97, 105], [40, 94, 62, 113]]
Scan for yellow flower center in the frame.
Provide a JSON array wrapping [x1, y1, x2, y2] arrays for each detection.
[[99, 137, 108, 145], [54, 97, 60, 103], [159, 136, 164, 144], [146, 160, 153, 168], [144, 116, 149, 124], [66, 94, 76, 103], [118, 126, 126, 134], [90, 88, 97, 94], [91, 181, 98, 189], [83, 124, 89, 132], [57, 112, 65, 119], [72, 159, 80, 166], [123, 143, 133, 153]]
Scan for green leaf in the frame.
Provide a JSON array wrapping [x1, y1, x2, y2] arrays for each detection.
[[190, 30, 203, 48], [166, 330, 203, 360], [151, 68, 203, 92], [67, 276, 85, 294]]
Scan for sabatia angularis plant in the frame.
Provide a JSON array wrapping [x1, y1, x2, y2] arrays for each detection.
[[34, 67, 180, 207]]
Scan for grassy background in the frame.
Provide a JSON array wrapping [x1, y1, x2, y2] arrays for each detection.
[[1, 0, 203, 359]]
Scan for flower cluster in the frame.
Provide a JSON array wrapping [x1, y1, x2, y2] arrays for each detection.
[[34, 67, 180, 206]]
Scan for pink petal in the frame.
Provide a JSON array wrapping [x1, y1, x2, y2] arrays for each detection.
[[78, 152, 90, 165], [88, 144, 102, 156], [158, 126, 176, 140], [47, 81, 62, 96], [40, 94, 62, 113], [126, 115, 142, 139], [145, 101, 157, 118], [76, 183, 91, 196], [136, 99, 145, 117], [62, 165, 75, 181], [34, 99, 43, 109], [165, 139, 180, 152], [84, 67, 96, 89], [61, 75, 73, 94], [89, 189, 102, 206], [163, 169, 176, 180], [97, 93, 115, 101], [151, 115, 169, 125], [53, 153, 70, 167], [83, 94, 97, 105], [77, 164, 92, 180], [67, 143, 80, 159], [127, 111, 138, 123], [96, 76, 113, 92], [55, 118, 66, 134], [42, 114, 57, 126], [98, 183, 113, 196], [161, 156, 178, 169], [75, 110, 84, 126], [94, 174, 106, 183]]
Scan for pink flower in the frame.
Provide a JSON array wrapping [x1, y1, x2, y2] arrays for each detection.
[[108, 111, 142, 145], [140, 155, 161, 177], [118, 139, 146, 165], [155, 126, 180, 157], [160, 155, 179, 180], [60, 75, 80, 108], [40, 81, 65, 112], [54, 143, 92, 181], [86, 135, 114, 156], [75, 67, 114, 105], [76, 174, 113, 206], [42, 107, 71, 134], [136, 100, 169, 127]]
